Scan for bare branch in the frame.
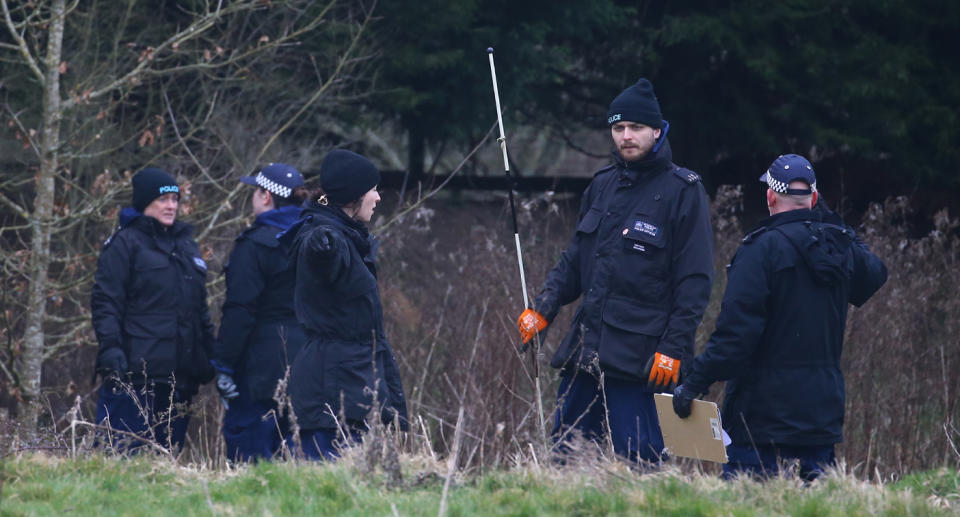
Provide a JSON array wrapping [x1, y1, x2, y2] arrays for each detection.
[[197, 0, 374, 241], [60, 1, 261, 110], [163, 91, 230, 195], [255, 0, 371, 162], [0, 223, 32, 235], [0, 353, 16, 385], [4, 105, 41, 158], [0, 0, 45, 84], [138, 2, 334, 79], [376, 122, 496, 232], [0, 189, 29, 219]]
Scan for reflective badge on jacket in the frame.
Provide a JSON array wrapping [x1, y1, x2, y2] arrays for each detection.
[[633, 219, 659, 237], [193, 256, 207, 270], [624, 219, 660, 253]]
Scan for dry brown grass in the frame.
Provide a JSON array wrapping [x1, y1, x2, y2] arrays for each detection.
[[3, 187, 957, 480], [373, 187, 959, 477]]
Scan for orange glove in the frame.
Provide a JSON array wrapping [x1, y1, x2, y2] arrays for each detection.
[[517, 308, 548, 344], [643, 352, 680, 392]]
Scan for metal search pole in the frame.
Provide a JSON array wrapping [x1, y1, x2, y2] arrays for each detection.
[[486, 47, 545, 439], [486, 47, 530, 310]]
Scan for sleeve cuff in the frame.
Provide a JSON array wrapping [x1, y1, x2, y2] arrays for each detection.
[[210, 359, 234, 375]]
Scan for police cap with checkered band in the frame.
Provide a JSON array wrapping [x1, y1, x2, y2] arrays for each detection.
[[759, 154, 816, 195], [240, 162, 305, 199]]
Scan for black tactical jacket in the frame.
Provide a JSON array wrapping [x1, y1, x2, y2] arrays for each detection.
[[213, 206, 306, 402], [536, 138, 715, 382], [91, 208, 215, 393], [684, 208, 888, 446], [281, 204, 408, 430]]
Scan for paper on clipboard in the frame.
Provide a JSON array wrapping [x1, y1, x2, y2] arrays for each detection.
[[654, 393, 729, 463]]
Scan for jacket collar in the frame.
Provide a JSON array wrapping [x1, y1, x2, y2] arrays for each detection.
[[296, 203, 374, 258], [759, 208, 817, 229], [611, 137, 674, 179], [121, 206, 192, 238], [255, 205, 301, 231], [299, 203, 369, 235]]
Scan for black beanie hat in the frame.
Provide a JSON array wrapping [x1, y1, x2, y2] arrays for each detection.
[[606, 78, 663, 129], [132, 167, 179, 212], [320, 150, 380, 205]]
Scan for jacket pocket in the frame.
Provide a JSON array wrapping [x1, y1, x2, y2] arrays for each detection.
[[335, 345, 378, 423], [621, 216, 666, 255], [598, 296, 666, 380], [131, 250, 171, 296], [123, 311, 177, 377], [601, 295, 668, 337], [618, 215, 669, 300], [331, 260, 378, 300], [289, 341, 335, 428], [133, 249, 170, 271], [576, 208, 602, 234]]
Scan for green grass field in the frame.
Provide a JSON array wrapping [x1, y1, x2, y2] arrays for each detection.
[[1, 453, 958, 516]]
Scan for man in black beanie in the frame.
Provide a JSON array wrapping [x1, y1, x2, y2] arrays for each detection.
[[518, 78, 714, 464]]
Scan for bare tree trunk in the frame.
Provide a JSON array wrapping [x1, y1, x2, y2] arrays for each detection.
[[17, 0, 65, 436], [2, 0, 369, 438]]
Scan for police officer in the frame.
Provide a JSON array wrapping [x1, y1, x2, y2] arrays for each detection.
[[211, 163, 309, 461], [91, 167, 216, 452], [282, 149, 408, 460], [518, 79, 714, 463], [673, 154, 888, 481]]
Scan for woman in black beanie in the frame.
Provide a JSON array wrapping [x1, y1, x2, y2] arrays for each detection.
[[281, 149, 408, 459], [90, 167, 216, 452]]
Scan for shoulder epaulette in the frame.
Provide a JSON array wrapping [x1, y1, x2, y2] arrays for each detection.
[[593, 164, 617, 178], [672, 167, 701, 184], [245, 225, 281, 248], [102, 223, 128, 248], [742, 226, 768, 244], [234, 225, 255, 242]]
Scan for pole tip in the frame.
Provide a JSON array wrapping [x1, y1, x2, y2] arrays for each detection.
[[486, 47, 494, 54]]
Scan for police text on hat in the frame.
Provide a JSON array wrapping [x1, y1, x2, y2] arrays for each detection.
[[132, 167, 179, 212], [759, 154, 817, 195], [606, 78, 664, 129]]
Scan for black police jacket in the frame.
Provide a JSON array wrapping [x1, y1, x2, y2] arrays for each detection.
[[212, 206, 307, 402], [91, 208, 216, 393], [535, 138, 714, 382], [281, 203, 408, 431], [684, 208, 888, 446]]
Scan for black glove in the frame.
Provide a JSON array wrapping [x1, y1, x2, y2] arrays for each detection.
[[307, 226, 337, 256], [96, 347, 128, 378], [672, 384, 698, 419], [216, 373, 239, 400]]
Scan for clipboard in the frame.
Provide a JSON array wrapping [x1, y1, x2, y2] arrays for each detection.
[[654, 393, 728, 463]]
